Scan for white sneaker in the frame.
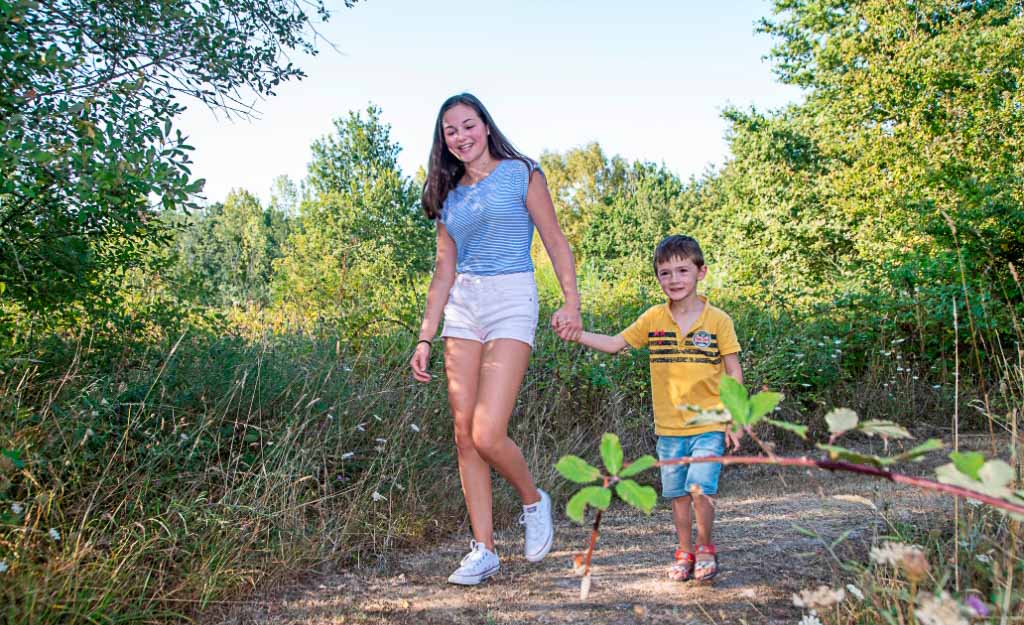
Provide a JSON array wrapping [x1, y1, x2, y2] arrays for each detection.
[[447, 540, 500, 585], [520, 488, 554, 562]]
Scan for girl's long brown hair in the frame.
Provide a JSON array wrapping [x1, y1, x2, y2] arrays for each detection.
[[421, 93, 535, 219]]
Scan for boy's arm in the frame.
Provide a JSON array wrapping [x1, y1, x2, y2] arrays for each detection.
[[577, 331, 630, 354], [723, 353, 743, 384], [722, 353, 744, 450]]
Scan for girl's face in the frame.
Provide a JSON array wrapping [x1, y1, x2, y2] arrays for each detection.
[[441, 103, 490, 164]]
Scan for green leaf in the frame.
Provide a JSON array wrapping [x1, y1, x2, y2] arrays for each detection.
[[749, 391, 783, 423], [979, 460, 1014, 488], [817, 444, 886, 468], [555, 455, 602, 484], [1, 448, 25, 470], [858, 420, 912, 440], [825, 408, 858, 435], [566, 486, 612, 524], [950, 451, 986, 480], [615, 479, 657, 514], [600, 433, 623, 476], [765, 418, 808, 440], [619, 454, 657, 478], [719, 375, 750, 425], [890, 438, 943, 463]]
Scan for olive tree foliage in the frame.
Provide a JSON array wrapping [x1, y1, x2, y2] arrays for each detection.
[[0, 0, 357, 313], [273, 106, 433, 337]]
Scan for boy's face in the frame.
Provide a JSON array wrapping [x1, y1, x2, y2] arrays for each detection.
[[655, 255, 707, 303]]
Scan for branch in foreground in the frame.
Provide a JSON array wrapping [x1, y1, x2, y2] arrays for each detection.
[[644, 455, 1024, 517]]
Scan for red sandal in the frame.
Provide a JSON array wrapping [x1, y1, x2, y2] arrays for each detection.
[[668, 548, 695, 581], [694, 544, 718, 582]]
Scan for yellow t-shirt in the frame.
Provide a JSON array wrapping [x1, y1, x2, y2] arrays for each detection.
[[620, 297, 741, 436]]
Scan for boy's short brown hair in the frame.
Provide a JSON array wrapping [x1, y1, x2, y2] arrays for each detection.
[[653, 235, 705, 272]]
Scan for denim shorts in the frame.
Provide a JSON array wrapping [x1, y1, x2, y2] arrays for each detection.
[[441, 272, 539, 348], [657, 431, 726, 498]]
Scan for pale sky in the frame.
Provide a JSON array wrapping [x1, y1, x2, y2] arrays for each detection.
[[176, 1, 802, 205]]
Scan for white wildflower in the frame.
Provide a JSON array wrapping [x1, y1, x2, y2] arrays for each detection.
[[914, 591, 967, 625], [846, 584, 864, 601], [792, 586, 845, 609], [355, 423, 365, 432], [0, 560, 7, 573], [375, 438, 387, 444], [974, 553, 991, 564], [932, 384, 941, 390], [869, 541, 924, 566], [327, 413, 335, 420], [871, 541, 930, 580], [179, 433, 189, 442], [410, 424, 420, 432], [48, 528, 61, 542], [341, 452, 355, 460], [371, 491, 387, 502], [11, 503, 23, 514], [798, 614, 823, 625]]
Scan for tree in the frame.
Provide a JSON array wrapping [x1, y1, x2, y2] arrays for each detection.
[[170, 190, 290, 307], [757, 0, 1024, 282], [274, 106, 433, 336], [0, 0, 358, 313]]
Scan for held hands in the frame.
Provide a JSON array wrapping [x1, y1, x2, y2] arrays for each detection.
[[551, 303, 582, 342], [409, 342, 432, 383]]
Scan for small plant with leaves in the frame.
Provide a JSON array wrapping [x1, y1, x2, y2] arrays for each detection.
[[556, 376, 1024, 599]]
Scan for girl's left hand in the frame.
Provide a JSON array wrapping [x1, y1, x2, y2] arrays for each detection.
[[551, 304, 582, 342]]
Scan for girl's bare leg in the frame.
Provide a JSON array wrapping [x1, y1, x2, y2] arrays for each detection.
[[470, 338, 540, 504], [445, 338, 494, 547]]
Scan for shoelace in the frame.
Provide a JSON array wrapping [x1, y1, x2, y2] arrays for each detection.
[[460, 540, 487, 566], [519, 510, 543, 540]]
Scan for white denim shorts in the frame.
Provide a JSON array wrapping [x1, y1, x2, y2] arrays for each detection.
[[442, 272, 539, 348]]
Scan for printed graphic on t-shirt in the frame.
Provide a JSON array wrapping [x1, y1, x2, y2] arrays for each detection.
[[647, 329, 721, 365]]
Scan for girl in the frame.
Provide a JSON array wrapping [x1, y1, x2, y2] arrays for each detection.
[[410, 93, 581, 585]]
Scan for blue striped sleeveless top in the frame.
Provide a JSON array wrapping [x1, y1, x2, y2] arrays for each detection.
[[439, 159, 538, 276]]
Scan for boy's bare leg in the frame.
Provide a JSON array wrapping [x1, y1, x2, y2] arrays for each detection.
[[671, 495, 694, 551], [693, 493, 715, 546], [445, 338, 494, 549], [694, 493, 718, 579]]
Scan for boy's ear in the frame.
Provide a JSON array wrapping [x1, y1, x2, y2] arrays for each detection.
[[697, 264, 708, 280]]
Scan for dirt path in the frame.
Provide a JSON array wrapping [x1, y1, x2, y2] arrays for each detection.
[[205, 464, 950, 625]]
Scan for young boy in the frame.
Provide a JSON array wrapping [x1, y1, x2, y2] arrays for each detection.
[[568, 234, 742, 582]]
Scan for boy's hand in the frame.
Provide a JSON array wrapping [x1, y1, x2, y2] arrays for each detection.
[[551, 304, 582, 342], [726, 428, 744, 453]]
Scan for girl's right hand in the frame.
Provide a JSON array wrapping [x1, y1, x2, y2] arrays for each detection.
[[410, 342, 433, 382]]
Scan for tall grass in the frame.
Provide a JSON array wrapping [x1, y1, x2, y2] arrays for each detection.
[[0, 264, 1015, 623]]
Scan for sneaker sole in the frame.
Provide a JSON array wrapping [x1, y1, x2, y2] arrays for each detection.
[[447, 563, 500, 586], [524, 526, 553, 563]]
